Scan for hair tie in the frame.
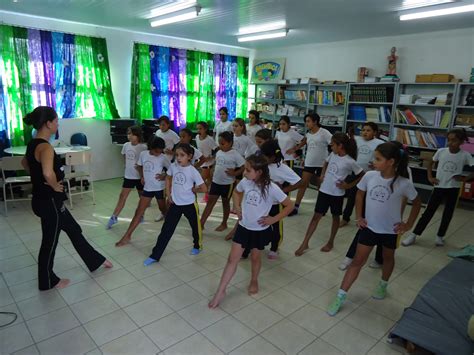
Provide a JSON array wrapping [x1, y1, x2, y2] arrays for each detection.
[[275, 149, 280, 153]]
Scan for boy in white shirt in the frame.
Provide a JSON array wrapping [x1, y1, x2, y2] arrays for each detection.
[[213, 107, 232, 143]]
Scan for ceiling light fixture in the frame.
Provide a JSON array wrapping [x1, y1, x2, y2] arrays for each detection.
[[400, 3, 474, 20], [237, 29, 288, 42], [149, 6, 200, 27], [399, 0, 455, 10], [238, 21, 287, 35], [147, 1, 197, 19]]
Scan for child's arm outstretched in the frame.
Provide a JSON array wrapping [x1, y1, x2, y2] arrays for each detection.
[[258, 197, 294, 227], [394, 195, 421, 234]]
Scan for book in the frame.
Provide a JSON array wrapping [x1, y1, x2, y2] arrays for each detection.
[[439, 111, 451, 128]]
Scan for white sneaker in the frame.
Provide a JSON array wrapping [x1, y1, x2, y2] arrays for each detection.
[[369, 260, 382, 269], [155, 214, 164, 222], [338, 257, 352, 271], [435, 236, 445, 246], [402, 233, 417, 247]]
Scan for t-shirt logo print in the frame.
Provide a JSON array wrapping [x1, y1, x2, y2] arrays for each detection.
[[126, 151, 136, 160], [442, 161, 457, 173], [216, 157, 226, 166], [143, 161, 154, 173], [369, 185, 391, 203], [174, 172, 186, 185], [327, 162, 338, 175], [359, 145, 371, 155], [246, 190, 262, 206]]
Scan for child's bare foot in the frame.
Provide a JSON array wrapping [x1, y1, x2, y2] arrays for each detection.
[[339, 220, 349, 227], [320, 243, 333, 252], [115, 236, 130, 247], [248, 280, 258, 295], [103, 260, 113, 268], [55, 278, 70, 289], [208, 291, 226, 309], [295, 245, 308, 256], [215, 224, 228, 232]]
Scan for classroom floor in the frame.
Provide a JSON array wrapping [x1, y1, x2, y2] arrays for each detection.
[[0, 179, 472, 355]]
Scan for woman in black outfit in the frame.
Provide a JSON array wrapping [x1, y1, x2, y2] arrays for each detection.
[[22, 106, 112, 290]]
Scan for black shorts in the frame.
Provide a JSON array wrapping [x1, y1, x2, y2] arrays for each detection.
[[142, 190, 164, 200], [209, 182, 234, 199], [357, 227, 399, 250], [303, 166, 323, 176], [122, 178, 144, 190], [232, 224, 272, 250], [314, 191, 344, 216]]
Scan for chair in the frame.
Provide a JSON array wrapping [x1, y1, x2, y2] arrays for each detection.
[[64, 151, 95, 209], [0, 156, 31, 215], [70, 133, 88, 146]]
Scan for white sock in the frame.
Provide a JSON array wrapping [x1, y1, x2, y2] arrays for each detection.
[[380, 280, 388, 287], [337, 289, 347, 297]]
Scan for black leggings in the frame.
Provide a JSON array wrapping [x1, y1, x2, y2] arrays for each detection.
[[150, 202, 202, 261], [413, 187, 459, 237], [32, 198, 105, 290]]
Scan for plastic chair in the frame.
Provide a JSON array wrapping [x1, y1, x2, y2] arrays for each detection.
[[0, 156, 31, 215], [64, 151, 95, 209], [70, 133, 88, 146]]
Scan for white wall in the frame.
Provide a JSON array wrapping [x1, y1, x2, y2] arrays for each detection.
[[1, 11, 250, 180], [254, 28, 474, 82]]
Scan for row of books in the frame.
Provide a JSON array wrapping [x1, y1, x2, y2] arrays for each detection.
[[396, 109, 450, 128], [282, 90, 307, 101], [393, 127, 446, 148], [320, 114, 344, 126], [349, 106, 392, 123], [253, 102, 276, 115], [310, 90, 345, 105], [350, 86, 394, 103], [276, 104, 306, 117]]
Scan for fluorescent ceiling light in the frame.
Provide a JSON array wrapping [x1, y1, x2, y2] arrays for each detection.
[[400, 4, 474, 20], [150, 7, 200, 27], [399, 0, 455, 10], [147, 1, 197, 19], [238, 21, 286, 35], [238, 29, 288, 42]]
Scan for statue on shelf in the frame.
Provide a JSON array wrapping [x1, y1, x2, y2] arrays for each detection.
[[387, 46, 399, 77]]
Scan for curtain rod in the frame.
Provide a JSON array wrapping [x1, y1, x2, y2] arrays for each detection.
[[132, 40, 249, 58], [1, 21, 106, 40]]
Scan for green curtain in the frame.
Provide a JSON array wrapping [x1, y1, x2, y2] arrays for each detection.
[[236, 56, 249, 119], [0, 25, 34, 146], [130, 43, 153, 120]]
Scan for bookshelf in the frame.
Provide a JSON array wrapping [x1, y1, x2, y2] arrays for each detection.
[[453, 83, 474, 134], [309, 83, 347, 132]]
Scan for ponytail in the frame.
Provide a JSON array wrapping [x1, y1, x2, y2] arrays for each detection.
[[332, 132, 357, 161], [261, 139, 284, 166], [376, 142, 409, 192]]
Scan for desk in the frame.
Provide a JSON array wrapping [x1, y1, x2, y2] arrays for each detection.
[[4, 146, 91, 156]]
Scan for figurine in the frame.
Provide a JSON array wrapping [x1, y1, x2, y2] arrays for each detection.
[[387, 47, 399, 77]]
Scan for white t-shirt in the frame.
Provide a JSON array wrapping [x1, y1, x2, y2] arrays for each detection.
[[191, 146, 203, 165], [167, 163, 204, 206], [236, 178, 287, 231], [245, 144, 260, 158], [433, 148, 474, 188], [213, 149, 246, 185], [320, 153, 363, 196], [275, 129, 304, 161], [137, 151, 170, 192], [121, 142, 148, 179], [196, 135, 217, 167], [304, 128, 333, 167], [213, 120, 232, 143], [155, 129, 180, 160], [233, 135, 256, 157], [355, 136, 384, 171], [246, 124, 262, 143], [358, 171, 418, 234], [269, 163, 301, 186]]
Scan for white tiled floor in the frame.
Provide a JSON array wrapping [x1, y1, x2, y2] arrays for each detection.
[[0, 178, 472, 354]]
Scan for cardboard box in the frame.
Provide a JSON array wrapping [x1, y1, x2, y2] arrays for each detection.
[[456, 114, 474, 126], [415, 74, 432, 83], [431, 74, 454, 82]]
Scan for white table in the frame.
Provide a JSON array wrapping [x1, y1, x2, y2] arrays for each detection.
[[4, 145, 91, 156]]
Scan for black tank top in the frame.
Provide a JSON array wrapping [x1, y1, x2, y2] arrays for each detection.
[[25, 138, 67, 201]]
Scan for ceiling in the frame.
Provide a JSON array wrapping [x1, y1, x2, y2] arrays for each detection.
[[1, 0, 474, 49]]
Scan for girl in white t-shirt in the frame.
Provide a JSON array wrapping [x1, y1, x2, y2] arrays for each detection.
[[403, 129, 474, 247], [295, 133, 364, 256], [144, 144, 207, 266], [115, 137, 170, 247], [107, 126, 147, 229], [213, 107, 233, 143], [286, 113, 333, 216], [175, 128, 205, 167], [328, 142, 421, 316], [208, 154, 294, 308], [200, 131, 245, 232], [155, 116, 180, 161], [232, 118, 256, 158], [196, 121, 218, 202], [246, 110, 263, 143], [275, 115, 304, 169]]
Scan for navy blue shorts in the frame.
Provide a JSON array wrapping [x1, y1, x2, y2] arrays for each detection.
[[142, 190, 164, 200], [122, 178, 143, 190], [358, 227, 399, 250], [314, 191, 344, 216]]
